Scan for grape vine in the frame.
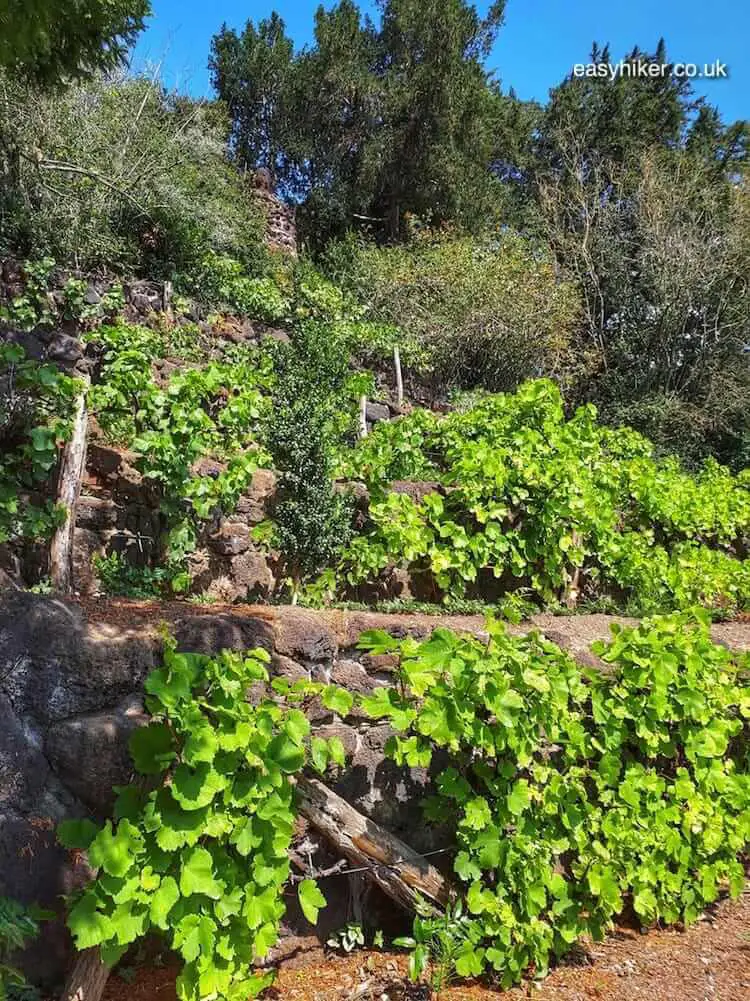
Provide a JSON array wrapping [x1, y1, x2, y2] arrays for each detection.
[[59, 640, 352, 1001]]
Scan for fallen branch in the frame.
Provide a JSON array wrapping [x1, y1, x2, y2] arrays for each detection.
[[22, 151, 152, 218], [295, 775, 450, 912]]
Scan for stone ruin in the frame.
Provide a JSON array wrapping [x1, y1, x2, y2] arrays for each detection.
[[251, 168, 297, 256]]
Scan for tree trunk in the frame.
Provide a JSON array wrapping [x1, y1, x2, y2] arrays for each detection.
[[60, 948, 110, 1001], [49, 377, 89, 594], [296, 775, 449, 912]]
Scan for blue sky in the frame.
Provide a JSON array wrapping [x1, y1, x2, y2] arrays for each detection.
[[133, 0, 749, 123]]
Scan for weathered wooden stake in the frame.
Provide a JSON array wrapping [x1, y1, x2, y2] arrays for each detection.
[[562, 530, 583, 609], [393, 345, 403, 407], [49, 376, 90, 593], [358, 395, 368, 439]]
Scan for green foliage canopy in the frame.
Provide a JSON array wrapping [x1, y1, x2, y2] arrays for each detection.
[[210, 0, 510, 243], [0, 0, 150, 86]]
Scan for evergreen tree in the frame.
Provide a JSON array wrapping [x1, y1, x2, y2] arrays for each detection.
[[373, 0, 507, 237], [209, 0, 512, 243], [266, 324, 353, 598], [209, 13, 295, 176], [538, 40, 693, 173]]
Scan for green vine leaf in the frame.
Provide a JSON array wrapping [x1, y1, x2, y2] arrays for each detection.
[[298, 879, 327, 925], [179, 846, 224, 899], [129, 723, 176, 774], [88, 820, 143, 878]]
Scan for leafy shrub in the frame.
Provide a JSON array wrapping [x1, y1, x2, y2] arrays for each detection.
[[0, 897, 44, 1001], [180, 252, 288, 323], [541, 145, 750, 470], [87, 322, 273, 565], [326, 229, 581, 394], [59, 641, 350, 1001], [360, 610, 750, 987], [267, 322, 354, 597], [0, 259, 125, 332], [0, 73, 267, 275], [92, 552, 186, 599], [0, 343, 77, 544], [338, 380, 750, 614]]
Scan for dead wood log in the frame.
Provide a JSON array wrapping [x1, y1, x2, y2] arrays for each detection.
[[49, 377, 89, 593], [296, 775, 450, 911], [60, 947, 110, 1001]]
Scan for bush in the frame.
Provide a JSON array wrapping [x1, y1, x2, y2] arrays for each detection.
[[180, 252, 288, 322], [59, 641, 349, 1001], [0, 897, 43, 1001], [266, 322, 353, 597], [324, 229, 580, 395], [92, 552, 184, 599], [540, 146, 750, 468], [361, 610, 750, 987], [0, 342, 78, 544], [0, 72, 267, 276], [87, 321, 274, 567]]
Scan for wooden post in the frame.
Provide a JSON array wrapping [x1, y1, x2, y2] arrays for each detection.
[[393, 346, 403, 407], [60, 948, 110, 1001], [49, 376, 90, 594], [296, 776, 449, 911], [358, 395, 368, 439], [162, 279, 173, 314]]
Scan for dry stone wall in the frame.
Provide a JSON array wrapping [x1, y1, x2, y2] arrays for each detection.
[[2, 592, 747, 985], [0, 594, 458, 984]]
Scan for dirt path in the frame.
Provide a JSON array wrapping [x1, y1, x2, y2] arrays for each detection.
[[99, 892, 750, 1001], [67, 595, 750, 655]]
